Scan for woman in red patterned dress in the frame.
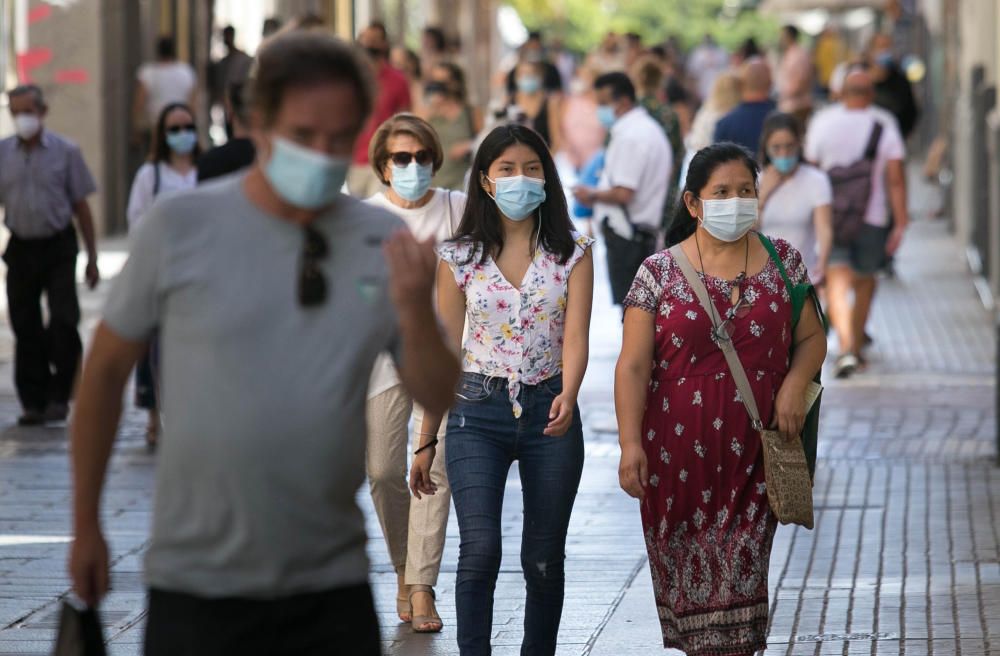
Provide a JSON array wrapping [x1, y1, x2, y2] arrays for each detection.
[[614, 143, 827, 655]]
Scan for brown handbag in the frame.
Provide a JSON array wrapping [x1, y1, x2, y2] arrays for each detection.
[[669, 243, 815, 529]]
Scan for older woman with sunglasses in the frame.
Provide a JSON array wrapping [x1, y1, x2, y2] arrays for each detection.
[[125, 102, 201, 448], [615, 143, 826, 656], [363, 113, 465, 633]]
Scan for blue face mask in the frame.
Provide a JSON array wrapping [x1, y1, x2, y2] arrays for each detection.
[[772, 155, 798, 175], [517, 76, 542, 94], [487, 175, 546, 221], [390, 162, 434, 202], [166, 129, 197, 155], [264, 136, 348, 210], [596, 104, 617, 129]]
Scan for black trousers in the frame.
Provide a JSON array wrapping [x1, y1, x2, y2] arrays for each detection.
[[144, 584, 381, 656], [601, 220, 657, 306], [3, 227, 81, 411]]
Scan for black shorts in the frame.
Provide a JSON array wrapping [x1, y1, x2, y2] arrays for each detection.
[[830, 224, 889, 275]]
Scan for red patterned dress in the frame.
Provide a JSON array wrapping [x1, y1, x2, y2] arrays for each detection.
[[622, 237, 808, 656]]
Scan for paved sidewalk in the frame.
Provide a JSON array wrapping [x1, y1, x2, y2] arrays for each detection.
[[0, 201, 995, 654]]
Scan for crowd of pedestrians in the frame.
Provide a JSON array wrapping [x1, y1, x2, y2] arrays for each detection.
[[0, 11, 924, 656]]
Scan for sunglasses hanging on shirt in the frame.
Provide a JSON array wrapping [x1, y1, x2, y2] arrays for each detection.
[[298, 226, 329, 307]]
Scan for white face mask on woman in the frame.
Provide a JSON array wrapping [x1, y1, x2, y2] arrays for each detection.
[[698, 197, 758, 242]]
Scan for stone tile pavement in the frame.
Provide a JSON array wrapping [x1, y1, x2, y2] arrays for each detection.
[[0, 195, 995, 655]]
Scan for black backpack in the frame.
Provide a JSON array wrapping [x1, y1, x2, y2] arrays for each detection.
[[826, 122, 882, 246]]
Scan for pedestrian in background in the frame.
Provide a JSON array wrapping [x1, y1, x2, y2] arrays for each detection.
[[777, 25, 815, 127], [805, 69, 908, 378], [714, 57, 776, 158], [416, 124, 594, 655], [758, 112, 833, 285], [391, 46, 425, 114], [69, 32, 459, 655], [686, 33, 729, 103], [197, 81, 256, 181], [507, 60, 562, 152], [616, 143, 826, 656], [423, 62, 482, 191], [687, 71, 742, 154], [814, 25, 849, 97], [349, 22, 412, 197], [127, 103, 201, 228], [209, 26, 253, 138], [125, 101, 200, 448], [133, 36, 198, 148], [573, 72, 672, 308], [0, 84, 100, 426], [364, 113, 465, 634], [631, 54, 685, 208], [868, 33, 919, 141]]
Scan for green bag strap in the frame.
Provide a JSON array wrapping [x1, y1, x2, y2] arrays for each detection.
[[757, 232, 800, 320], [756, 232, 828, 333]]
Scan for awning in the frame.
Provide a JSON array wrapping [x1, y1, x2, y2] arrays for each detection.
[[759, 0, 886, 11]]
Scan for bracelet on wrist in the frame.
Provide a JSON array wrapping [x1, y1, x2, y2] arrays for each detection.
[[414, 438, 439, 455]]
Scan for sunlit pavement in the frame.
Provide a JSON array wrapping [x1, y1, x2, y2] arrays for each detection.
[[0, 173, 996, 655]]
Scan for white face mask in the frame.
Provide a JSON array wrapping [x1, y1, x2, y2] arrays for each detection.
[[13, 114, 41, 140], [699, 197, 758, 242]]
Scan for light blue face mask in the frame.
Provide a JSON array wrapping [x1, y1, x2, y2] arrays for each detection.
[[487, 174, 547, 221], [166, 129, 197, 155], [390, 162, 433, 202], [772, 155, 798, 175], [596, 104, 617, 129], [517, 76, 542, 94], [264, 136, 348, 210]]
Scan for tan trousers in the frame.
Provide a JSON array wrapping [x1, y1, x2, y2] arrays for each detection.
[[347, 164, 386, 199], [365, 384, 450, 586]]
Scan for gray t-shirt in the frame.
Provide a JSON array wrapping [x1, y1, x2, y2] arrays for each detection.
[[103, 174, 403, 598]]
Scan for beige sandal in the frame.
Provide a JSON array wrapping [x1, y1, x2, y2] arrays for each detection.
[[396, 595, 412, 623], [409, 585, 443, 633]]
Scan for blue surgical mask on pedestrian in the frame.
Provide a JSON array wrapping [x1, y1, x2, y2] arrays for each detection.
[[596, 104, 617, 129], [391, 161, 434, 202], [486, 175, 546, 221], [699, 197, 758, 242], [166, 129, 197, 155], [771, 155, 798, 175], [517, 76, 542, 94], [264, 136, 348, 210]]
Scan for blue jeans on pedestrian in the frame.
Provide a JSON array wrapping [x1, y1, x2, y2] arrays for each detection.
[[446, 372, 585, 656]]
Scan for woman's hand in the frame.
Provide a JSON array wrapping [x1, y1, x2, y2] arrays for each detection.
[[773, 375, 808, 442], [618, 442, 648, 499], [544, 394, 576, 436], [409, 449, 438, 500]]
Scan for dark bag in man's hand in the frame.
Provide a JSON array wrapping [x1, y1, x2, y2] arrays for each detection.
[[52, 599, 107, 656], [826, 122, 882, 246]]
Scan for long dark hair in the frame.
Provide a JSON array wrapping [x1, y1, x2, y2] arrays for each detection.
[[759, 112, 802, 167], [453, 124, 575, 264], [151, 102, 201, 163], [665, 142, 759, 247]]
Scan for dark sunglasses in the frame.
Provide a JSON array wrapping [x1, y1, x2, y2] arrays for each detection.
[[165, 124, 196, 134], [298, 226, 329, 307], [389, 150, 432, 167]]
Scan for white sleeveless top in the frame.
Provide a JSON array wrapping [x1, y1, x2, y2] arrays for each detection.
[[437, 231, 593, 417]]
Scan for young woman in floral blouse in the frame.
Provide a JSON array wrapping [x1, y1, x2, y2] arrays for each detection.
[[411, 124, 594, 655], [615, 143, 826, 655]]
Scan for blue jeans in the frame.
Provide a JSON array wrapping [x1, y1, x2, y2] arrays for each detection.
[[446, 372, 584, 656]]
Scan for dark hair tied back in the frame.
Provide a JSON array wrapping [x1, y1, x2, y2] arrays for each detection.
[[664, 142, 759, 247]]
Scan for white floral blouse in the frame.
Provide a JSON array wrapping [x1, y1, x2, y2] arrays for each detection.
[[437, 232, 594, 417]]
